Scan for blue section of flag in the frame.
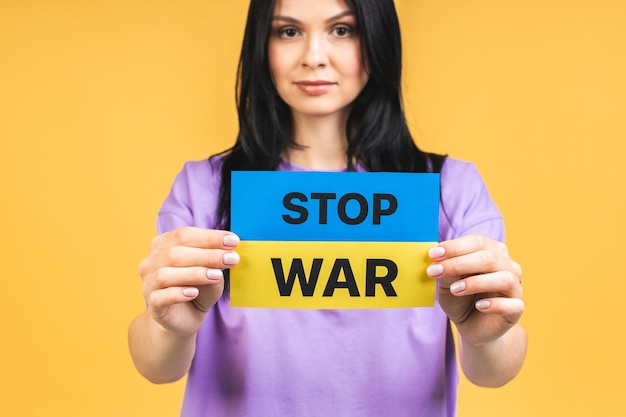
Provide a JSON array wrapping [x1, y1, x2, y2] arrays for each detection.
[[231, 171, 440, 242]]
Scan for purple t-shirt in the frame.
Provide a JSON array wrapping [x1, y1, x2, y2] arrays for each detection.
[[157, 157, 503, 417]]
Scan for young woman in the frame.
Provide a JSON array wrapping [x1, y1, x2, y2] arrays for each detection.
[[129, 0, 527, 416]]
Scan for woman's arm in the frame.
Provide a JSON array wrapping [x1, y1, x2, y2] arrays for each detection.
[[427, 234, 527, 387], [458, 322, 527, 387], [129, 310, 199, 383], [128, 227, 240, 383]]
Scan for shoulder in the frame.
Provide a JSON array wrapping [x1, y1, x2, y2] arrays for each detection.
[[439, 158, 487, 197], [164, 158, 223, 206], [156, 157, 223, 232], [179, 157, 223, 185], [438, 157, 504, 241]]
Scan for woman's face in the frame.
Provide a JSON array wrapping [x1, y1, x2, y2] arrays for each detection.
[[268, 0, 369, 122]]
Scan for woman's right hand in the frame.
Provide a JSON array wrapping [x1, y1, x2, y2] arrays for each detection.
[[138, 227, 240, 337]]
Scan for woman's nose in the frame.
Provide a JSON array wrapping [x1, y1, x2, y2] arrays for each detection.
[[302, 34, 327, 69]]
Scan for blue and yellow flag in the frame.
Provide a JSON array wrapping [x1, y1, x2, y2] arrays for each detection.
[[230, 171, 439, 309]]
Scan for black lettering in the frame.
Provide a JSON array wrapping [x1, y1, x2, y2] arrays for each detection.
[[310, 192, 336, 224], [337, 193, 368, 225], [271, 258, 323, 296], [282, 192, 308, 225], [323, 259, 360, 297], [373, 194, 397, 225], [365, 259, 398, 297]]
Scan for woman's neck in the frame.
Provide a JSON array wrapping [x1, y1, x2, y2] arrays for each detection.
[[284, 113, 348, 171]]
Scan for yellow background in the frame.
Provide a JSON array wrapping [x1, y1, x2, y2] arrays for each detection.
[[1, 0, 624, 416]]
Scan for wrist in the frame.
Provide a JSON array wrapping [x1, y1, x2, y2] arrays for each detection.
[[148, 312, 199, 341], [458, 324, 527, 387], [131, 312, 198, 383]]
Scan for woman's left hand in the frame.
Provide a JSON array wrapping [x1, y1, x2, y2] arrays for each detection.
[[427, 234, 524, 346]]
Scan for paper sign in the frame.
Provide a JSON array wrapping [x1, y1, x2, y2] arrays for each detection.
[[230, 171, 440, 309]]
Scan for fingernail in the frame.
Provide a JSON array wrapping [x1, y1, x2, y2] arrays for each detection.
[[223, 252, 240, 265], [426, 264, 444, 277], [183, 287, 199, 297], [475, 300, 491, 310], [223, 234, 240, 247], [428, 246, 446, 259], [206, 269, 223, 280], [450, 281, 466, 293]]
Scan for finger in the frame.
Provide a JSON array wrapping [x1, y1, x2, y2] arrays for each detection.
[[427, 249, 515, 280], [147, 286, 200, 319], [448, 270, 523, 299], [429, 234, 508, 260], [153, 246, 240, 270], [474, 297, 525, 323], [144, 266, 224, 294], [150, 227, 240, 251]]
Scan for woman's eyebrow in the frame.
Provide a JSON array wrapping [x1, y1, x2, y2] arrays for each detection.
[[271, 10, 354, 25]]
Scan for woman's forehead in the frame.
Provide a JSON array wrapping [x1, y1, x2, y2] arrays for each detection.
[[271, 0, 352, 18]]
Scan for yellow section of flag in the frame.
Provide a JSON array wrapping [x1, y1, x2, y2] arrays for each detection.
[[230, 241, 436, 309]]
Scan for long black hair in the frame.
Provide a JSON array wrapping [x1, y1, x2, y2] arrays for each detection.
[[212, 0, 446, 229]]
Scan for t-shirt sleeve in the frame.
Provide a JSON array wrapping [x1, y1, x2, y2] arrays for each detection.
[[438, 159, 505, 242], [157, 164, 195, 234], [156, 159, 221, 234]]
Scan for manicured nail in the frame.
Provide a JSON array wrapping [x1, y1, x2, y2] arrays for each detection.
[[428, 246, 446, 259], [450, 281, 466, 293], [426, 264, 444, 277], [223, 252, 240, 265], [475, 300, 491, 310], [223, 234, 240, 247], [183, 287, 199, 297], [206, 269, 223, 280]]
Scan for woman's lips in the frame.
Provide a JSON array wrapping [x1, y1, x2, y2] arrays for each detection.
[[294, 80, 336, 95]]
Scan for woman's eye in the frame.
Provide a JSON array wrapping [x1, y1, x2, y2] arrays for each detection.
[[333, 26, 353, 37], [278, 27, 299, 38]]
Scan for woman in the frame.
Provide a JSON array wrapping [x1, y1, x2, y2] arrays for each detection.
[[129, 0, 527, 416]]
